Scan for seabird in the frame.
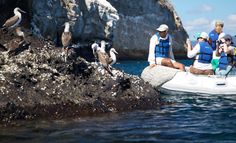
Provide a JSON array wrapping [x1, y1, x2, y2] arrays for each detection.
[[100, 40, 106, 53], [109, 48, 118, 66], [4, 28, 29, 55], [15, 27, 25, 40], [61, 22, 72, 62], [91, 42, 99, 61], [2, 7, 26, 30], [96, 47, 118, 76]]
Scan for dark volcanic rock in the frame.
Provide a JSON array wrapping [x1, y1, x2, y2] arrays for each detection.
[[0, 31, 161, 125]]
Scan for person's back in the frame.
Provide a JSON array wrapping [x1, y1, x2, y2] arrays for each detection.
[[186, 32, 214, 75]]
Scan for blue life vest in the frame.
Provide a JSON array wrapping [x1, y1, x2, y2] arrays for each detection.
[[219, 52, 228, 70], [197, 42, 213, 63], [209, 30, 219, 51], [155, 34, 170, 58]]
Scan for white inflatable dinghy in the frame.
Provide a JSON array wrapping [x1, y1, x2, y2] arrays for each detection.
[[141, 66, 236, 95]]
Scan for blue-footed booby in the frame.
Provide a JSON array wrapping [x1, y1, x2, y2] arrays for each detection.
[[4, 27, 29, 55], [61, 22, 72, 62], [2, 7, 26, 30], [91, 42, 99, 62], [96, 47, 118, 76]]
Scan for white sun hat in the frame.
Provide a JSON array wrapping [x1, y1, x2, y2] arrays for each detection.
[[156, 24, 169, 32], [218, 33, 226, 40], [200, 32, 209, 40]]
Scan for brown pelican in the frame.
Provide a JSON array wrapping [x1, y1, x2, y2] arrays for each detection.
[[61, 22, 72, 62], [2, 7, 26, 30], [96, 47, 118, 76]]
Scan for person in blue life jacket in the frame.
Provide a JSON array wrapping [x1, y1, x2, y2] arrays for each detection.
[[148, 24, 185, 71], [209, 20, 224, 51], [185, 32, 214, 75], [215, 34, 236, 76]]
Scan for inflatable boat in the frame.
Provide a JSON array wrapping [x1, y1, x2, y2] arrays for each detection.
[[141, 66, 236, 95]]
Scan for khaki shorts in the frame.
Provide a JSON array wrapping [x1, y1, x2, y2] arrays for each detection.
[[155, 57, 176, 65]]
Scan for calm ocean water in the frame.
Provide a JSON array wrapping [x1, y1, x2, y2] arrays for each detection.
[[1, 60, 236, 143]]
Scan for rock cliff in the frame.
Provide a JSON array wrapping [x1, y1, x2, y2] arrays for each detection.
[[1, 0, 188, 59], [108, 0, 188, 59]]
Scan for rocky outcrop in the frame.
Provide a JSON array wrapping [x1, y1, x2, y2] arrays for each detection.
[[0, 31, 160, 125], [108, 0, 188, 59], [0, 0, 187, 59], [141, 65, 182, 87], [31, 0, 119, 43]]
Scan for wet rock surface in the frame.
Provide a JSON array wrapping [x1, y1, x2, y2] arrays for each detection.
[[0, 31, 161, 125]]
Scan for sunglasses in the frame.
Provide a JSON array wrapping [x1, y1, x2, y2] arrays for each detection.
[[159, 31, 166, 33], [225, 38, 231, 42]]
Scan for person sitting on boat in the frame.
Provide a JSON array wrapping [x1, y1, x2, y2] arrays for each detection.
[[209, 20, 224, 51], [215, 34, 236, 76], [211, 33, 226, 71], [148, 24, 185, 71], [186, 32, 214, 75]]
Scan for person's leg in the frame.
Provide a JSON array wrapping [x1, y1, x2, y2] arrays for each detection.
[[172, 61, 185, 71], [190, 66, 204, 75], [225, 65, 232, 75], [161, 58, 174, 68], [203, 69, 214, 75], [215, 68, 220, 75]]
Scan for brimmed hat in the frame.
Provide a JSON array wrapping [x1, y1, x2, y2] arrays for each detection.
[[200, 32, 209, 40], [223, 34, 232, 41], [194, 32, 201, 39], [218, 33, 226, 40], [156, 24, 169, 32]]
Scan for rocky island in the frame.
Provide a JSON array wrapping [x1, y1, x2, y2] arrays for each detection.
[[0, 0, 187, 125]]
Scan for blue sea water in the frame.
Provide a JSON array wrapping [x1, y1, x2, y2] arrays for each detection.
[[1, 60, 236, 143]]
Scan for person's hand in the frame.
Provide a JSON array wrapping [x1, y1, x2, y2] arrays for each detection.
[[186, 38, 191, 46], [149, 64, 156, 68]]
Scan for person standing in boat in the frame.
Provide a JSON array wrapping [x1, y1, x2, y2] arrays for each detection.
[[186, 32, 214, 75], [215, 34, 236, 76], [148, 24, 185, 71], [209, 20, 224, 51]]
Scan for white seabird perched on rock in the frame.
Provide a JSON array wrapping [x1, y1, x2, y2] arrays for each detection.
[[109, 48, 118, 66], [2, 7, 26, 31], [96, 47, 118, 76], [91, 42, 99, 62], [61, 22, 72, 62], [100, 40, 106, 53]]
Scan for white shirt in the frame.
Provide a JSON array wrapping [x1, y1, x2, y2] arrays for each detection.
[[148, 34, 175, 65], [187, 43, 213, 70]]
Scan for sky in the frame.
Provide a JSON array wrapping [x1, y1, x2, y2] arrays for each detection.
[[170, 0, 236, 40]]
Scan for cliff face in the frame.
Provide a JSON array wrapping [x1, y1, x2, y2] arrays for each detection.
[[0, 0, 188, 59], [108, 0, 188, 59], [31, 0, 119, 43]]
